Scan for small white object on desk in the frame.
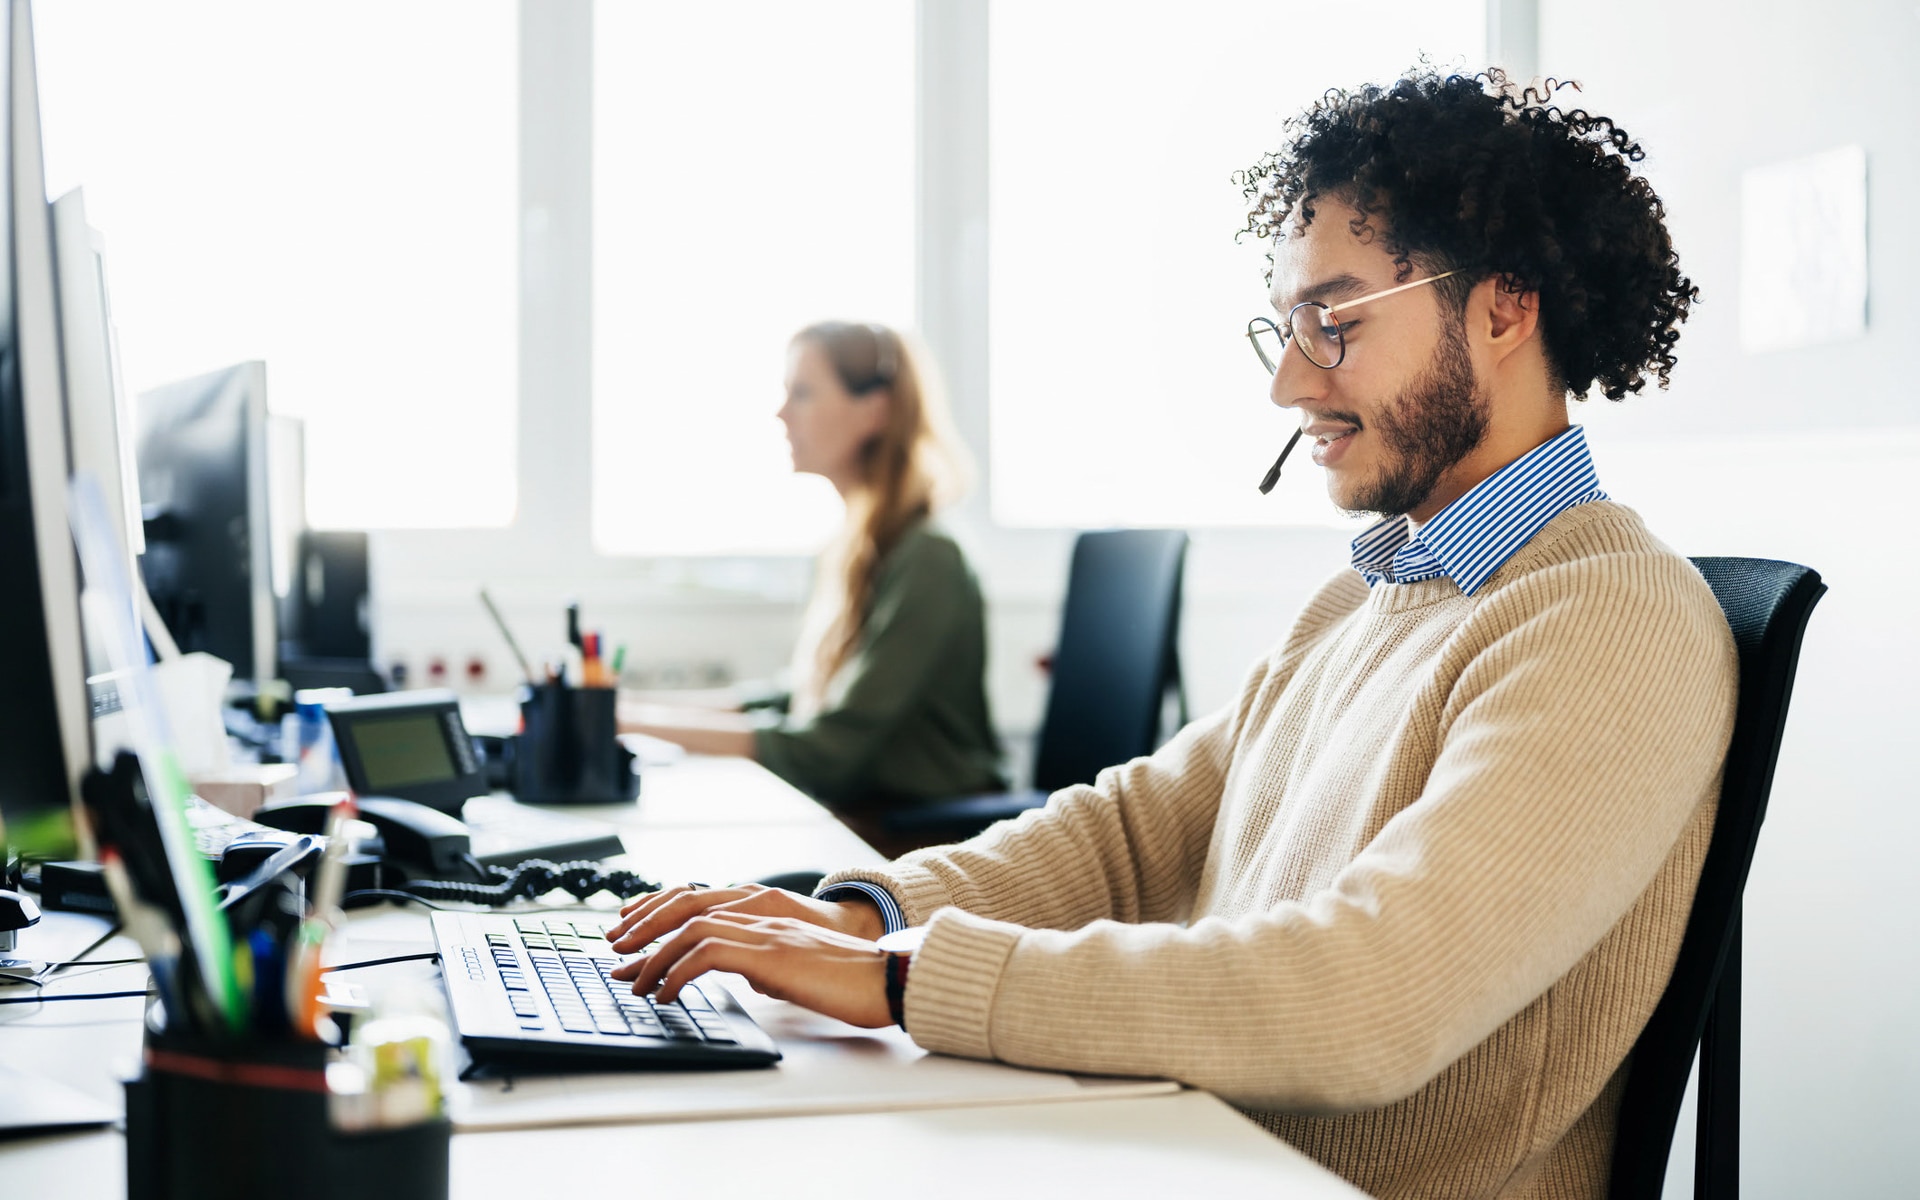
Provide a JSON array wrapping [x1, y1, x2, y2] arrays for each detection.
[[189, 761, 298, 817]]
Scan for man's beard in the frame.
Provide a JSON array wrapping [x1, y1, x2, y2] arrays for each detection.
[[1342, 320, 1487, 520]]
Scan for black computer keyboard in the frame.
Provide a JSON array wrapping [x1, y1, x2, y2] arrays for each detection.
[[431, 910, 781, 1069]]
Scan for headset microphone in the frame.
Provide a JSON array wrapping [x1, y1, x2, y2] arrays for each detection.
[[1258, 428, 1304, 495]]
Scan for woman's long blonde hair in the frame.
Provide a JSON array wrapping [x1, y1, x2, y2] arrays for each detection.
[[792, 321, 970, 714]]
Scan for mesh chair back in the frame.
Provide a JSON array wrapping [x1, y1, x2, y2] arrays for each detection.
[[1608, 557, 1825, 1200], [1031, 530, 1188, 793]]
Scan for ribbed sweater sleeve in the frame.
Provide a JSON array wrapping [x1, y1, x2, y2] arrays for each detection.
[[888, 549, 1736, 1110]]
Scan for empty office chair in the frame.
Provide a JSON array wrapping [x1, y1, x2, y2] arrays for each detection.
[[880, 529, 1189, 850], [1608, 557, 1826, 1200]]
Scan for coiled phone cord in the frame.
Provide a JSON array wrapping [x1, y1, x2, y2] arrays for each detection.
[[399, 856, 660, 906]]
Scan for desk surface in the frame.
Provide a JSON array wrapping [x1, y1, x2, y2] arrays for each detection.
[[0, 755, 1368, 1199]]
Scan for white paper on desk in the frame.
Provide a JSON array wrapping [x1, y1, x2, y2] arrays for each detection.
[[449, 974, 1179, 1132]]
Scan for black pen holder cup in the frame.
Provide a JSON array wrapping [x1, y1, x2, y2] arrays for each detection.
[[513, 682, 640, 805], [124, 1033, 450, 1200]]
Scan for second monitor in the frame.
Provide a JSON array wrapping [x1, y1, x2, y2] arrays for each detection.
[[134, 361, 278, 696]]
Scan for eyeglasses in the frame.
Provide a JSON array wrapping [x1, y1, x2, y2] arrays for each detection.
[[1246, 270, 1460, 373]]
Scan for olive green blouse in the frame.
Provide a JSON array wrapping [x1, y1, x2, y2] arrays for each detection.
[[753, 523, 1006, 807]]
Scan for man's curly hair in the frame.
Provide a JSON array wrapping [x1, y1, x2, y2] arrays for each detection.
[[1238, 67, 1697, 402]]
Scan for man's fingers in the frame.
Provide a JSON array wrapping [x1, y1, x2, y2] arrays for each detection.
[[607, 886, 752, 951], [609, 909, 764, 978], [654, 937, 770, 1004], [610, 883, 699, 932], [614, 881, 759, 924], [616, 882, 695, 919], [617, 914, 776, 992]]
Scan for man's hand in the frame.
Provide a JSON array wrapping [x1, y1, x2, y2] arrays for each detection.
[[609, 911, 893, 1028], [605, 883, 886, 955]]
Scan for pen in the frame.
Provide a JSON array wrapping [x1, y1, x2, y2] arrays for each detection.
[[582, 631, 611, 688], [611, 643, 627, 679], [249, 926, 288, 1038], [479, 587, 537, 685], [285, 797, 358, 1037], [101, 849, 186, 1025]]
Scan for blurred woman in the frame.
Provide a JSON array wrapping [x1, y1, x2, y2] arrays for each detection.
[[620, 321, 1005, 813]]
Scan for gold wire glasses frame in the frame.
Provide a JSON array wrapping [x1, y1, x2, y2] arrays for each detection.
[[1246, 269, 1461, 374]]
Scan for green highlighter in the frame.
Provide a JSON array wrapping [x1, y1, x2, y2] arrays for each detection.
[[68, 474, 245, 1034]]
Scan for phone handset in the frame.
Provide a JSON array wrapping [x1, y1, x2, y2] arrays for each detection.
[[253, 795, 484, 883]]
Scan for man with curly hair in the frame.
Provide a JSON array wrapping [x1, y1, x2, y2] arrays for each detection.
[[605, 68, 1736, 1200]]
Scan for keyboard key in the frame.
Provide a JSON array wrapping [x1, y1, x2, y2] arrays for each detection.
[[556, 1011, 594, 1034], [510, 994, 540, 1018]]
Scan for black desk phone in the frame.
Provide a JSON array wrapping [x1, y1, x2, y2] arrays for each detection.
[[322, 689, 489, 815], [252, 687, 498, 885], [252, 794, 480, 881], [243, 690, 630, 897]]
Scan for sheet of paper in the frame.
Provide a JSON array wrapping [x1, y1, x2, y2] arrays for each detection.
[[1739, 145, 1868, 353], [0, 1064, 121, 1134], [449, 974, 1179, 1132]]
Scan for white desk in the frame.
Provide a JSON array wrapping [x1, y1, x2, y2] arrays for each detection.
[[0, 756, 1368, 1199]]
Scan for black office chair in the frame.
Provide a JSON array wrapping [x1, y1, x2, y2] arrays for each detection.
[[880, 529, 1189, 848], [1608, 558, 1826, 1200]]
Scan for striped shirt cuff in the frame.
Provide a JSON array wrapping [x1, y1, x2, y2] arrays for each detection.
[[816, 881, 907, 935]]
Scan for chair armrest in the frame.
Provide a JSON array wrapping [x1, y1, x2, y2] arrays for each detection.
[[879, 789, 1051, 833]]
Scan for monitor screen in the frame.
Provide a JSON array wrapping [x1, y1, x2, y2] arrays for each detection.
[[350, 713, 459, 792], [134, 361, 277, 690]]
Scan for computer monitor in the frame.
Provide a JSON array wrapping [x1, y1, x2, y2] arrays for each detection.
[[51, 186, 141, 581], [134, 360, 279, 699], [0, 0, 89, 864]]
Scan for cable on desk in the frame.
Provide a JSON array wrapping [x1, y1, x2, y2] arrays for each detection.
[[321, 952, 441, 974], [0, 988, 153, 1005], [0, 958, 151, 990], [342, 888, 464, 912]]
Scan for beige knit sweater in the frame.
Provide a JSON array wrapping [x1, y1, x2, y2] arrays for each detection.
[[822, 501, 1738, 1199]]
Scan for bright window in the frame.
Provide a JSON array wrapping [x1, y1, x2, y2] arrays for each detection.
[[989, 2, 1486, 529], [35, 1, 518, 530], [591, 0, 916, 557]]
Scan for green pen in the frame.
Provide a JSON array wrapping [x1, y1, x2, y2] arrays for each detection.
[[611, 644, 627, 678]]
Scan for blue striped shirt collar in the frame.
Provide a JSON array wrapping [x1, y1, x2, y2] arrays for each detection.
[[1349, 425, 1606, 596]]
